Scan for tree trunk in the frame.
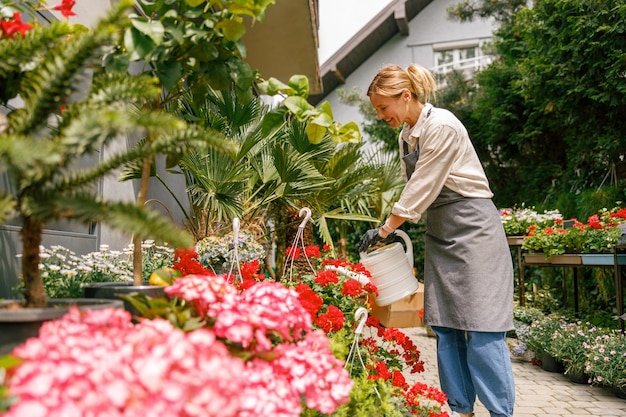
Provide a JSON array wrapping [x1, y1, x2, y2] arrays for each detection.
[[22, 216, 47, 307], [133, 154, 152, 286]]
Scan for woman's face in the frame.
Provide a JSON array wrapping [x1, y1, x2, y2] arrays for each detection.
[[370, 90, 412, 128]]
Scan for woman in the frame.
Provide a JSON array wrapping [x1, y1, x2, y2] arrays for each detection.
[[358, 64, 515, 417]]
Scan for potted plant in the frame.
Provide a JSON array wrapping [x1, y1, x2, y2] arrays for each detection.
[[507, 305, 544, 362], [0, 0, 215, 351], [195, 229, 266, 274], [518, 313, 567, 372], [550, 321, 603, 384], [500, 205, 563, 245], [0, 274, 355, 416], [522, 206, 626, 262], [584, 329, 626, 398]]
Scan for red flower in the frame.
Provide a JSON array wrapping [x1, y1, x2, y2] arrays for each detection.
[[587, 214, 603, 229], [285, 246, 301, 259], [240, 260, 265, 281], [314, 269, 339, 286], [368, 360, 392, 380], [53, 0, 77, 18], [314, 305, 344, 333], [391, 370, 408, 389], [322, 243, 332, 252], [294, 283, 324, 317], [340, 279, 364, 297], [172, 247, 212, 276], [304, 245, 321, 258], [1, 12, 33, 38]]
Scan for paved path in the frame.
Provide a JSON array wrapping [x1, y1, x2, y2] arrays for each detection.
[[401, 326, 626, 417]]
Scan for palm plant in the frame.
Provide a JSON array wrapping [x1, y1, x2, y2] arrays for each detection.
[[171, 82, 400, 275], [111, 0, 274, 285], [0, 0, 233, 308]]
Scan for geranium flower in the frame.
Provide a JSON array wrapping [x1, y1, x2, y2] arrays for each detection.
[[341, 278, 364, 296], [52, 0, 77, 18], [314, 269, 339, 286], [314, 305, 345, 333], [0, 12, 33, 38]]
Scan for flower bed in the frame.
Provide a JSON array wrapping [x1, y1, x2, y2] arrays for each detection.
[[0, 246, 450, 416]]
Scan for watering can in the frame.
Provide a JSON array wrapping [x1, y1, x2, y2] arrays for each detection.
[[359, 229, 419, 306]]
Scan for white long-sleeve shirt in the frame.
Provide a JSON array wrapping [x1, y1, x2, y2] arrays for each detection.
[[393, 103, 493, 223]]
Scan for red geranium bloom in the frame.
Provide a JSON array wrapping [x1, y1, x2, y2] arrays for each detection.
[[172, 247, 212, 276], [294, 283, 324, 317], [314, 269, 339, 286], [304, 245, 321, 258], [314, 305, 344, 333], [340, 279, 364, 297], [1, 12, 33, 38], [53, 0, 77, 18], [286, 246, 301, 259]]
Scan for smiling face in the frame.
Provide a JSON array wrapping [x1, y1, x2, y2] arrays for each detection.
[[370, 90, 421, 128]]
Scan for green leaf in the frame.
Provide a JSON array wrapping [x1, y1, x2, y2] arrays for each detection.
[[288, 74, 309, 98], [261, 108, 286, 136], [131, 19, 165, 45], [329, 121, 362, 144], [156, 61, 182, 91], [308, 111, 332, 128], [305, 121, 327, 144], [124, 27, 156, 61], [257, 77, 294, 96], [228, 59, 255, 91], [216, 17, 246, 42], [282, 96, 313, 119], [184, 0, 206, 7]]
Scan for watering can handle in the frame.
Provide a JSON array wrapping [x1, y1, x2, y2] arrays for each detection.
[[393, 229, 414, 270]]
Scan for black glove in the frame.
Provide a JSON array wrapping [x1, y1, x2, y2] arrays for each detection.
[[358, 227, 396, 252]]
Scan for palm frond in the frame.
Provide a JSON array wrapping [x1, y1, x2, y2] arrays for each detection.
[[27, 192, 192, 248], [0, 192, 16, 224]]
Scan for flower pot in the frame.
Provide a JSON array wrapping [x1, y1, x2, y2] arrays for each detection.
[[523, 253, 551, 264], [567, 369, 590, 384], [611, 384, 626, 400], [0, 298, 124, 355], [506, 236, 525, 246], [581, 253, 626, 266], [550, 254, 582, 265], [83, 282, 165, 317], [540, 351, 565, 373]]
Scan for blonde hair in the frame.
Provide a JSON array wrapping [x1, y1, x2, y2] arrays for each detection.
[[367, 64, 436, 103]]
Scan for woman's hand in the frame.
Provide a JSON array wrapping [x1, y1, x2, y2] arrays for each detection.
[[358, 228, 396, 252]]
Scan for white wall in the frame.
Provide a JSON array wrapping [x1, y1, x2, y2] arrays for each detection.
[[320, 0, 496, 137]]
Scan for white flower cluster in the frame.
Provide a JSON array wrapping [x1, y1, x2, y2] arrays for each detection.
[[26, 241, 175, 298], [500, 206, 563, 235], [195, 231, 266, 271]]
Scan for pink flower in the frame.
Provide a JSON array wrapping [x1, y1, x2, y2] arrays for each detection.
[[5, 308, 250, 417]]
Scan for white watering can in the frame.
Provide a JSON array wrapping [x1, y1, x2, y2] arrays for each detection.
[[359, 229, 419, 306]]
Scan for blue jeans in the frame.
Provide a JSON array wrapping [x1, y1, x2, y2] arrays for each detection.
[[431, 326, 515, 417]]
